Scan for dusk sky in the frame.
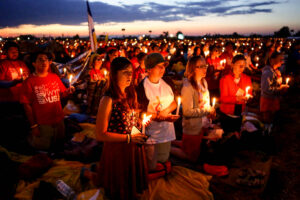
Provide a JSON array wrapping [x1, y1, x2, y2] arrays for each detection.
[[0, 0, 299, 37]]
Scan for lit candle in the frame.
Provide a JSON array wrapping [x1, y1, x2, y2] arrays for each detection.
[[142, 114, 152, 134], [212, 97, 216, 107], [204, 50, 209, 57], [255, 63, 259, 67], [20, 68, 23, 78], [286, 77, 290, 85], [245, 86, 251, 98], [69, 74, 73, 88], [167, 55, 171, 60], [63, 68, 66, 74], [103, 69, 107, 78], [176, 97, 181, 115]]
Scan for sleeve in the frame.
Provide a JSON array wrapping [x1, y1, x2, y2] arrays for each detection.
[[181, 83, 209, 118], [19, 79, 33, 104], [220, 76, 237, 104], [261, 71, 280, 96]]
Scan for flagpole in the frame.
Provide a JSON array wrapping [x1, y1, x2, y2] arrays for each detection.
[[86, 0, 97, 52]]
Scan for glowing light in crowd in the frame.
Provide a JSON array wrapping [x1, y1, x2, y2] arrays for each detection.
[[176, 97, 181, 115]]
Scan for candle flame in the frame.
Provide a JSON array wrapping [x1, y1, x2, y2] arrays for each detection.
[[286, 77, 290, 85], [177, 97, 181, 106], [20, 68, 23, 75], [212, 97, 216, 107], [104, 69, 107, 77]]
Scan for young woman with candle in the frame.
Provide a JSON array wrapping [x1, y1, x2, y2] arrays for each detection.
[[170, 56, 216, 162], [136, 53, 178, 171], [260, 52, 289, 134], [219, 54, 252, 135], [86, 51, 107, 115], [92, 57, 148, 200]]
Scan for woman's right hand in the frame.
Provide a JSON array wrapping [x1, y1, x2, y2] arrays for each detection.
[[130, 133, 148, 144]]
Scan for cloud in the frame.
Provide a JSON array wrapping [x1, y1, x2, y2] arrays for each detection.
[[0, 0, 283, 27]]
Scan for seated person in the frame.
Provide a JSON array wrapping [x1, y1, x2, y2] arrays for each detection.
[[219, 55, 252, 136], [20, 52, 74, 151], [171, 56, 216, 162]]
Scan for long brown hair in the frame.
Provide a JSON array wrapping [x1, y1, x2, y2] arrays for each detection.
[[185, 56, 206, 91], [107, 57, 137, 109]]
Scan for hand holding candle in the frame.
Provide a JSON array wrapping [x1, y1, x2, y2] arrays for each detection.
[[176, 97, 181, 115]]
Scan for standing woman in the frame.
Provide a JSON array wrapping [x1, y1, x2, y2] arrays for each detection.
[[86, 52, 107, 115], [260, 52, 288, 133], [94, 57, 148, 200], [219, 55, 252, 135], [171, 56, 215, 162]]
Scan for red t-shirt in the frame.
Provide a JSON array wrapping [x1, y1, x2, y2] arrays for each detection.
[[89, 68, 104, 81], [20, 73, 66, 125], [0, 59, 30, 102], [219, 73, 252, 115]]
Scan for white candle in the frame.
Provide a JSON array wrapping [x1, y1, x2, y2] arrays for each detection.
[[176, 97, 181, 115], [245, 86, 251, 98], [69, 75, 73, 88], [142, 114, 152, 134], [286, 77, 290, 85], [212, 97, 216, 107]]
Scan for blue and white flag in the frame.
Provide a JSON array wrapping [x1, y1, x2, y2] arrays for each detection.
[[87, 0, 97, 52]]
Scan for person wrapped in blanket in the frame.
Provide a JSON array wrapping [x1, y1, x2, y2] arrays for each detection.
[[90, 57, 148, 200], [136, 53, 178, 171], [86, 49, 108, 115], [260, 52, 289, 134], [170, 56, 218, 162], [20, 52, 75, 151]]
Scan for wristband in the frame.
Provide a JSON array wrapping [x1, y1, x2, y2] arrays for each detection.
[[30, 124, 38, 129], [127, 134, 131, 144]]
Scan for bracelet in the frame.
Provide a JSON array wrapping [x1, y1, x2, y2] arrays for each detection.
[[30, 124, 38, 129], [127, 134, 131, 144]]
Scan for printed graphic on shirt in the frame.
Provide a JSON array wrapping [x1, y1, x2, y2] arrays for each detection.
[[34, 82, 61, 104]]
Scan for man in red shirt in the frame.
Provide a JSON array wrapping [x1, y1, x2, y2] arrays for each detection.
[[20, 52, 74, 151], [0, 42, 30, 102]]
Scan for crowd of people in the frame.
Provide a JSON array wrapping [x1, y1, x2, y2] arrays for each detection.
[[0, 36, 299, 199]]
